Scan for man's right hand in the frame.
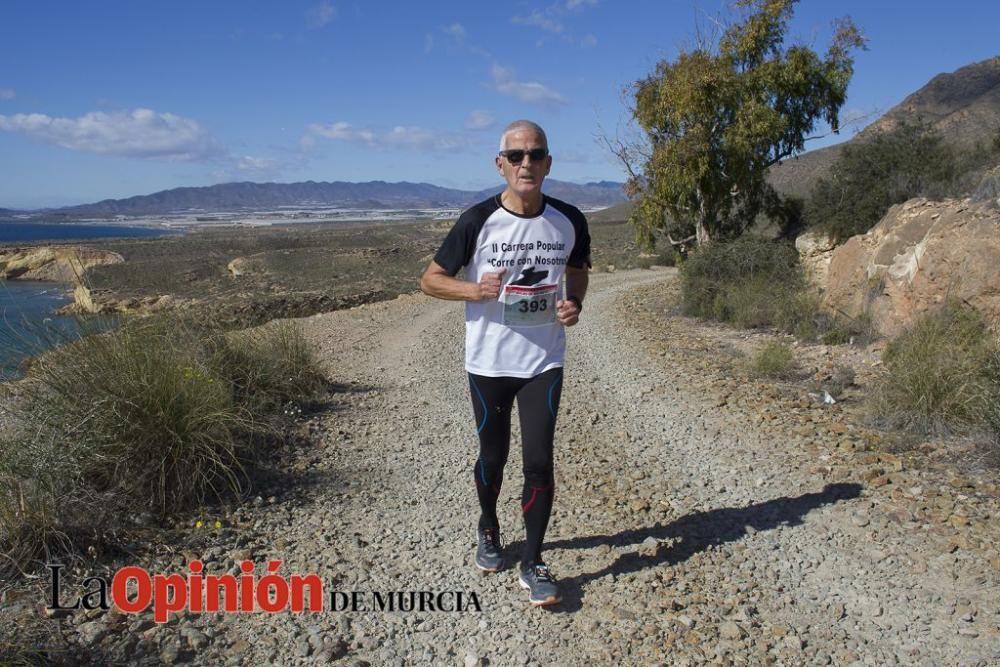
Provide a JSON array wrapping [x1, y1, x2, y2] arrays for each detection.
[[475, 270, 506, 300]]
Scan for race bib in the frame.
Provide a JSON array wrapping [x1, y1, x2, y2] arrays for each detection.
[[501, 284, 559, 327]]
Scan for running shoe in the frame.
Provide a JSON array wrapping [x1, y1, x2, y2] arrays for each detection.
[[518, 562, 561, 606], [475, 527, 504, 572]]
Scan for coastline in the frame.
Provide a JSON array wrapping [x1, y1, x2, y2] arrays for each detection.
[[0, 278, 76, 379]]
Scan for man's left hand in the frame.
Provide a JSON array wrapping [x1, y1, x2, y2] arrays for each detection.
[[556, 299, 580, 326]]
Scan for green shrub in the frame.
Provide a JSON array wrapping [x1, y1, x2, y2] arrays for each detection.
[[0, 315, 325, 577], [806, 122, 1000, 244], [747, 341, 797, 379], [680, 236, 804, 321], [870, 302, 1000, 437], [680, 236, 880, 342], [807, 122, 959, 243]]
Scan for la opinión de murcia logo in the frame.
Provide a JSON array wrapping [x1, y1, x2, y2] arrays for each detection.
[[47, 561, 482, 622]]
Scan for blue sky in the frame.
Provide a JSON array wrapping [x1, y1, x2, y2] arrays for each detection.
[[1, 1, 997, 209]]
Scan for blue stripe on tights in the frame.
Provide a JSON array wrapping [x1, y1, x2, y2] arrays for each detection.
[[547, 375, 561, 418], [470, 376, 488, 434]]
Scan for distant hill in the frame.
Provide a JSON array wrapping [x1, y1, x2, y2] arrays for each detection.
[[588, 200, 634, 223], [769, 55, 1000, 198], [470, 180, 624, 209], [46, 179, 626, 217]]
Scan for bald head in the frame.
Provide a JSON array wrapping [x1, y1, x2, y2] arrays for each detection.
[[499, 120, 548, 152]]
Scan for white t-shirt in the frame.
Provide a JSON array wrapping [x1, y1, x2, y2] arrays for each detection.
[[433, 194, 591, 378]]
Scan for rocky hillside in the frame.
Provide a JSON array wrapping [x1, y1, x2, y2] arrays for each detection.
[[864, 56, 1000, 148], [770, 55, 1000, 198]]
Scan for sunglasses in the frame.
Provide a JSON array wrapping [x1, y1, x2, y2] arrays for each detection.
[[499, 148, 548, 165]]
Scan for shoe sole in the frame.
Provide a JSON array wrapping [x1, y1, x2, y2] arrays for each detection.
[[518, 577, 561, 606]]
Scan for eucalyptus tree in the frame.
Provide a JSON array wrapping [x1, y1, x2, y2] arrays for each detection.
[[617, 0, 866, 248]]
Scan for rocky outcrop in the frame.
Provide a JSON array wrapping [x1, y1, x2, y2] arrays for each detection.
[[58, 290, 185, 316], [971, 165, 1000, 209], [795, 230, 837, 292], [821, 198, 1000, 337], [0, 246, 124, 282], [227, 256, 266, 277]]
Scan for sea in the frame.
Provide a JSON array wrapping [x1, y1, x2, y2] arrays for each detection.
[[0, 221, 178, 378]]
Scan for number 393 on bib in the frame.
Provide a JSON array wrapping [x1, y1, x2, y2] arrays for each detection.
[[501, 284, 559, 327]]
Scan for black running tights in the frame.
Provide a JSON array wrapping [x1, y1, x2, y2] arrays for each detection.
[[468, 367, 563, 568]]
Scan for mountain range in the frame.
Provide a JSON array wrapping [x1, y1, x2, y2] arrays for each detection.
[[31, 179, 626, 218], [9, 57, 997, 220]]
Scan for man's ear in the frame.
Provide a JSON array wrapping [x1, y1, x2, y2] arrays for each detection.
[[544, 155, 552, 176], [496, 156, 505, 175]]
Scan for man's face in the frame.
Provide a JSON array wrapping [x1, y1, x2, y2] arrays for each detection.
[[496, 128, 551, 199]]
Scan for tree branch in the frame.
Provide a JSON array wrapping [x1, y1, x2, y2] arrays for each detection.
[[666, 232, 697, 247]]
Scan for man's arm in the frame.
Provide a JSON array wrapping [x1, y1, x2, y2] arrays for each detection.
[[556, 264, 589, 326], [420, 261, 505, 301]]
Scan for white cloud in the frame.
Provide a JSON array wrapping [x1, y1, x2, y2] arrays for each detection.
[[465, 111, 495, 130], [566, 0, 597, 8], [306, 121, 376, 144], [306, 1, 337, 28], [0, 108, 219, 160], [511, 10, 564, 33], [491, 65, 567, 107], [236, 155, 279, 172], [443, 23, 465, 40], [581, 34, 598, 48], [0, 88, 15, 101], [304, 121, 472, 153], [384, 126, 469, 151]]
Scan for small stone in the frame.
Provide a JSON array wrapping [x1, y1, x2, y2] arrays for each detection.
[[886, 508, 913, 524], [76, 621, 108, 644], [850, 513, 870, 527], [957, 628, 979, 638], [159, 639, 181, 665], [181, 627, 209, 650], [465, 653, 483, 667], [869, 475, 890, 488], [719, 621, 745, 640]]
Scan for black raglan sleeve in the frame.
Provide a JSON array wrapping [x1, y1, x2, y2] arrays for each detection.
[[433, 199, 496, 276], [548, 198, 592, 269], [567, 211, 592, 269]]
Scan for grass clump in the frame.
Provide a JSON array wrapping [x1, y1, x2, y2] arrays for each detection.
[[207, 321, 328, 419], [747, 341, 797, 379], [870, 301, 1000, 438], [0, 315, 325, 578]]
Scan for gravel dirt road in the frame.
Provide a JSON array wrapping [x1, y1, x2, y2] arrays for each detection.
[[24, 267, 998, 665]]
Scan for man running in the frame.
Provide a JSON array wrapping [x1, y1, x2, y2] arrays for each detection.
[[420, 120, 590, 606]]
